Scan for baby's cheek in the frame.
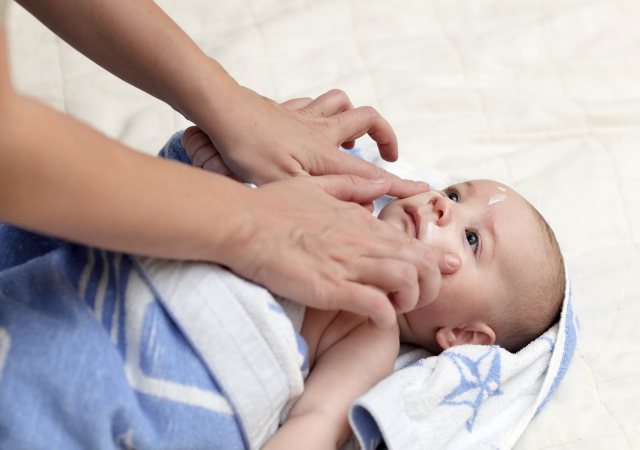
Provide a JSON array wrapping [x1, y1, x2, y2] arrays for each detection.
[[435, 271, 467, 306]]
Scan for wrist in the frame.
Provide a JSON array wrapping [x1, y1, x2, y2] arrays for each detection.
[[188, 179, 260, 269], [172, 57, 243, 129]]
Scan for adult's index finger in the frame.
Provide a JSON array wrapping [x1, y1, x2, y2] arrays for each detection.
[[327, 152, 430, 199]]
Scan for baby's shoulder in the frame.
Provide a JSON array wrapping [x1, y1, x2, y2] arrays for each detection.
[[301, 308, 398, 371]]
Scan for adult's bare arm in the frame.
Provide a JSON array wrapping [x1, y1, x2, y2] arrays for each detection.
[[16, 0, 426, 196], [0, 30, 459, 327], [0, 95, 456, 328]]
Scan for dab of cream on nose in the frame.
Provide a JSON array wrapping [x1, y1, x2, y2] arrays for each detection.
[[488, 194, 506, 205]]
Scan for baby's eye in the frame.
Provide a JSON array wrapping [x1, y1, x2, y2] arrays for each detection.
[[466, 231, 478, 251], [447, 191, 459, 202]]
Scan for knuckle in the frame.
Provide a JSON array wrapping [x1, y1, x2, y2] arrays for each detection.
[[304, 273, 332, 309], [363, 106, 379, 117], [202, 157, 224, 173], [372, 165, 388, 179], [367, 292, 386, 313], [418, 249, 437, 271], [310, 115, 334, 130], [399, 263, 418, 284], [351, 202, 374, 219]]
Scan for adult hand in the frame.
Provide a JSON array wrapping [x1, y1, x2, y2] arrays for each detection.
[[182, 97, 335, 179], [220, 174, 460, 329], [197, 87, 429, 199]]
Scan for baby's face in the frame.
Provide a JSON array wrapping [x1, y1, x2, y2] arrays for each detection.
[[378, 179, 540, 352]]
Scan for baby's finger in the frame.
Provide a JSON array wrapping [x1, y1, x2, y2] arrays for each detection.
[[184, 131, 215, 161], [202, 154, 236, 178], [192, 145, 218, 167], [354, 258, 420, 313], [180, 126, 202, 150], [301, 89, 355, 118]]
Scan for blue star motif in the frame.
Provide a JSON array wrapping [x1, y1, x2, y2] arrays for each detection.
[[439, 346, 503, 432]]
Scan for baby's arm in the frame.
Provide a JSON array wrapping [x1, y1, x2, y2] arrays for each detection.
[[262, 318, 399, 450]]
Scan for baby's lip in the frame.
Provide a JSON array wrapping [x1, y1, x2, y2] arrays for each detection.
[[405, 207, 421, 240]]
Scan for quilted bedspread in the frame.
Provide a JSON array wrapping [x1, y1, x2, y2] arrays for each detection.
[[6, 1, 640, 449]]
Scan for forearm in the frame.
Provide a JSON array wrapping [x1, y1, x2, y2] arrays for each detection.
[[262, 411, 343, 450], [0, 91, 251, 262], [15, 0, 239, 127]]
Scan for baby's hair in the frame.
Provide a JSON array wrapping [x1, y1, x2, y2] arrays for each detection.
[[492, 202, 565, 353]]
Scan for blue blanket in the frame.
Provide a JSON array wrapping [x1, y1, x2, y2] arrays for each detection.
[[0, 136, 307, 450], [0, 133, 577, 450]]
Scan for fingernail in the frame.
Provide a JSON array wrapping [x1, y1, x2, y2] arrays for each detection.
[[372, 178, 388, 184], [445, 252, 460, 268], [415, 181, 430, 188]]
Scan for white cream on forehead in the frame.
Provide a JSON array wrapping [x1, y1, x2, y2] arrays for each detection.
[[497, 186, 506, 192], [488, 194, 507, 205]]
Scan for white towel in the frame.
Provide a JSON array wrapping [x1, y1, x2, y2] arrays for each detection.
[[340, 143, 578, 450]]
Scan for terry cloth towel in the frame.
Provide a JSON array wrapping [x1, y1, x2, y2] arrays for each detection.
[[163, 131, 579, 450], [161, 131, 579, 450], [0, 132, 576, 450], [338, 142, 579, 450], [345, 278, 576, 450], [0, 242, 306, 449]]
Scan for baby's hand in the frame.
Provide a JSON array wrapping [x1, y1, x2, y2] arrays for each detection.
[[181, 126, 239, 180]]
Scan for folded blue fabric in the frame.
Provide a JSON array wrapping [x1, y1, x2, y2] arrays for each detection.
[[0, 132, 578, 450], [0, 133, 306, 450]]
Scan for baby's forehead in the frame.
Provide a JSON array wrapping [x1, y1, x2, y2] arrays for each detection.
[[495, 203, 550, 284], [446, 179, 529, 218], [454, 179, 511, 194], [463, 181, 546, 276]]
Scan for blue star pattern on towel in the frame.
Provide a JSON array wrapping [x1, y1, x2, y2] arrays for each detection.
[[440, 346, 503, 432]]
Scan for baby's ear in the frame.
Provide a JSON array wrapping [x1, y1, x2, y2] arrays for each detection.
[[436, 323, 496, 350]]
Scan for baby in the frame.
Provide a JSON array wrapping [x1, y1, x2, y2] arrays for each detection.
[[182, 127, 565, 449]]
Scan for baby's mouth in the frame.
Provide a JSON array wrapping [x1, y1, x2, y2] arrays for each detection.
[[405, 208, 421, 240]]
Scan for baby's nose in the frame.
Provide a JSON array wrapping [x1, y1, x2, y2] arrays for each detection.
[[434, 196, 453, 226]]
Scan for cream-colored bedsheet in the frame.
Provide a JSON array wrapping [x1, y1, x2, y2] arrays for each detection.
[[7, 1, 640, 448]]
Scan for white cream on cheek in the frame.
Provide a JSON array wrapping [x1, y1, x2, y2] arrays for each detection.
[[497, 186, 506, 192], [488, 194, 506, 205], [425, 221, 435, 243]]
